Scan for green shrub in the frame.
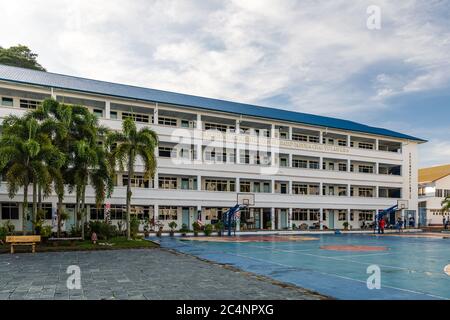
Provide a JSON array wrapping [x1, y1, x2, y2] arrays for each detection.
[[168, 221, 178, 231], [0, 221, 15, 240], [88, 221, 118, 240], [40, 226, 52, 238], [130, 215, 140, 239], [179, 223, 189, 233], [204, 224, 213, 236]]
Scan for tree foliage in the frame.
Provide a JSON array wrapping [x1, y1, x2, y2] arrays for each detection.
[[0, 45, 46, 71]]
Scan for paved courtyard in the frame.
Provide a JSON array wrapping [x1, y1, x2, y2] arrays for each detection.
[[0, 248, 324, 300]]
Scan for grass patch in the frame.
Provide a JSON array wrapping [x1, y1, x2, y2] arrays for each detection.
[[0, 236, 158, 254]]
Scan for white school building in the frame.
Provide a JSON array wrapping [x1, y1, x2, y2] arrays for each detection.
[[418, 164, 450, 226], [0, 65, 425, 232]]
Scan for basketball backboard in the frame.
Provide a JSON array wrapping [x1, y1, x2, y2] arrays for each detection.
[[237, 193, 255, 207], [397, 200, 408, 210]]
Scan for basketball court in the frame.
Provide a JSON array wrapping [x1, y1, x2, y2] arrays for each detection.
[[159, 233, 450, 300], [157, 193, 449, 300]]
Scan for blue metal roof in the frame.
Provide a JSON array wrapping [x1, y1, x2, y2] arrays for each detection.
[[0, 64, 425, 142]]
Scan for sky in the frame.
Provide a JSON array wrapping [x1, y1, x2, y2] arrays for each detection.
[[0, 0, 449, 168]]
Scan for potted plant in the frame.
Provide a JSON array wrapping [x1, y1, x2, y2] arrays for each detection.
[[179, 223, 189, 236], [156, 222, 164, 237], [266, 221, 272, 229], [343, 222, 349, 230], [192, 221, 201, 237], [214, 221, 224, 236], [143, 218, 150, 237], [168, 221, 178, 237], [204, 224, 213, 236], [40, 226, 52, 243]]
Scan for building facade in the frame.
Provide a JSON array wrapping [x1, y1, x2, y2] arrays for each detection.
[[418, 164, 450, 226], [0, 65, 424, 232]]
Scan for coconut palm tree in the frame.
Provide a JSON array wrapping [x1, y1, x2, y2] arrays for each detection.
[[0, 115, 63, 233], [108, 117, 158, 240], [28, 99, 71, 236], [66, 108, 114, 239]]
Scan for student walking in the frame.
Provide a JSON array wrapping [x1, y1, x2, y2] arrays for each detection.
[[397, 217, 403, 233]]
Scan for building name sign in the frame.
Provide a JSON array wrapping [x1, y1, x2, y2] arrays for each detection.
[[201, 131, 350, 154]]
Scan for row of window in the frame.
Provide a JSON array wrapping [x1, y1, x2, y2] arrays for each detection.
[[435, 189, 450, 198], [158, 147, 399, 175], [291, 209, 374, 221]]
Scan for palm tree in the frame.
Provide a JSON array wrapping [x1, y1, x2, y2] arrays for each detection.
[[66, 108, 113, 239], [108, 117, 158, 240], [0, 115, 63, 233], [29, 99, 72, 236]]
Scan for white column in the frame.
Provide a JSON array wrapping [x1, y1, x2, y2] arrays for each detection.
[[153, 172, 158, 189], [347, 209, 351, 229], [153, 103, 158, 125], [288, 208, 293, 230], [375, 162, 379, 174], [153, 148, 158, 189], [319, 131, 324, 144], [347, 135, 351, 147], [319, 157, 323, 170], [197, 114, 202, 130], [154, 204, 159, 225], [347, 159, 351, 172], [271, 179, 275, 194], [105, 100, 111, 119], [288, 126, 293, 140], [235, 119, 240, 134], [271, 208, 275, 230], [197, 175, 202, 191], [271, 124, 276, 138], [236, 177, 240, 193], [50, 87, 57, 99], [375, 139, 379, 151], [320, 208, 324, 230], [288, 180, 293, 194], [260, 209, 264, 230], [320, 182, 323, 196], [288, 153, 292, 168]]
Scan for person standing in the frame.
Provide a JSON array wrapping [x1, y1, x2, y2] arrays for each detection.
[[444, 216, 447, 229], [379, 218, 386, 234]]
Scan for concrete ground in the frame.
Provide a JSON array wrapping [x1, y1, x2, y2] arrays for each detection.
[[0, 248, 324, 300]]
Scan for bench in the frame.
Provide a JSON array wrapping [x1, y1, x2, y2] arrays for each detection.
[[48, 237, 83, 246], [6, 235, 41, 254]]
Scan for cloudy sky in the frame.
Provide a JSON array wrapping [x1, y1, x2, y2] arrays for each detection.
[[1, 0, 449, 167]]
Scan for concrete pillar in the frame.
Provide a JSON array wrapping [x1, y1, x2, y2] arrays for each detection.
[[105, 100, 111, 119], [288, 126, 293, 140], [236, 177, 240, 192], [319, 157, 323, 170], [271, 124, 276, 138], [235, 119, 240, 134], [271, 208, 275, 230], [197, 114, 202, 130], [153, 172, 158, 189], [288, 208, 293, 230], [288, 180, 293, 194], [271, 179, 275, 194], [347, 135, 351, 147], [153, 103, 158, 125], [319, 131, 324, 144], [347, 159, 351, 172], [197, 175, 202, 191], [288, 153, 292, 168], [320, 208, 324, 230], [154, 204, 159, 224], [260, 209, 264, 230], [375, 139, 379, 151], [50, 87, 57, 99]]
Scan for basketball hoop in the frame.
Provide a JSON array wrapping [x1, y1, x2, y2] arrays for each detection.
[[237, 193, 255, 207]]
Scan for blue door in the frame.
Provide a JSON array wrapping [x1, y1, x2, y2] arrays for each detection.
[[182, 207, 190, 229]]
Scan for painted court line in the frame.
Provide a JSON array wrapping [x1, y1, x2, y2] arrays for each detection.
[[229, 251, 446, 300]]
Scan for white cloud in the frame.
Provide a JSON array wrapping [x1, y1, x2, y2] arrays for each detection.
[[0, 0, 449, 166]]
